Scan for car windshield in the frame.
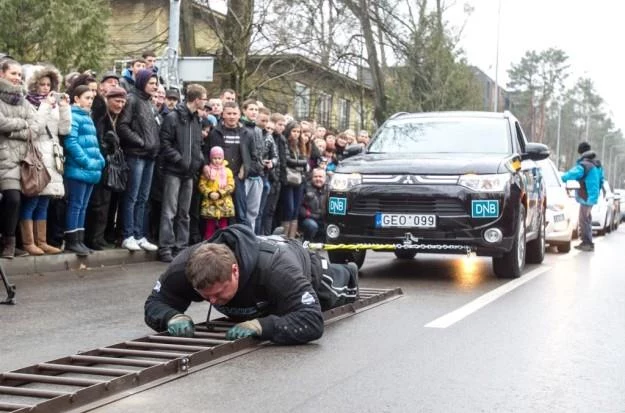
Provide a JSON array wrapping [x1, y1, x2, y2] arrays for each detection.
[[368, 117, 510, 154], [538, 160, 561, 187]]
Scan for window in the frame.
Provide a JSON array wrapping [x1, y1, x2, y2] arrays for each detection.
[[367, 117, 511, 154], [338, 98, 351, 130], [294, 82, 310, 120], [316, 92, 332, 126]]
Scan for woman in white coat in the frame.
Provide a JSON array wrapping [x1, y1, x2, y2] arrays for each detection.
[[0, 58, 44, 258], [22, 66, 70, 255]]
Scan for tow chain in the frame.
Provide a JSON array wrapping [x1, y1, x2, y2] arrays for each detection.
[[304, 242, 473, 257]]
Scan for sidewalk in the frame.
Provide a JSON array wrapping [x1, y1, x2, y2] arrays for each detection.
[[0, 248, 158, 276]]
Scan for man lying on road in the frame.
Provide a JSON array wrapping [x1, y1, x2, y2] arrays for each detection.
[[144, 224, 359, 345]]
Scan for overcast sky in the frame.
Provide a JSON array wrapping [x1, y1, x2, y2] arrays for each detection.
[[447, 0, 623, 130]]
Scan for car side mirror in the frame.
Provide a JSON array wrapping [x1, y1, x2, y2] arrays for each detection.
[[565, 180, 580, 190], [522, 142, 550, 161], [343, 143, 365, 159]]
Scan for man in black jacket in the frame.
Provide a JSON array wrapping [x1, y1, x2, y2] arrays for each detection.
[[85, 87, 128, 250], [117, 69, 160, 252], [299, 168, 328, 241], [157, 84, 207, 262], [205, 102, 256, 226], [144, 224, 359, 345]]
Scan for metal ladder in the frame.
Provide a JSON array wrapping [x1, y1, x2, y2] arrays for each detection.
[[0, 287, 402, 412]]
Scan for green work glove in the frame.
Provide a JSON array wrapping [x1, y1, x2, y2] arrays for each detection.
[[167, 314, 195, 337], [225, 319, 262, 340]]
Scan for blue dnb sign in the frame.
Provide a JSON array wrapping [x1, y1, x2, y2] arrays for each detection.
[[328, 197, 347, 215], [471, 200, 499, 218]]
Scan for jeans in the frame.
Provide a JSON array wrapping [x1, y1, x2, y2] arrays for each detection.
[[233, 177, 248, 226], [65, 178, 94, 232], [159, 174, 193, 251], [281, 183, 304, 221], [255, 177, 271, 235], [245, 176, 263, 232], [300, 217, 324, 241], [579, 204, 593, 245], [20, 196, 50, 221], [122, 156, 154, 239]]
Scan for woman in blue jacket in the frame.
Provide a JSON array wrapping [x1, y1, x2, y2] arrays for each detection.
[[64, 85, 105, 256]]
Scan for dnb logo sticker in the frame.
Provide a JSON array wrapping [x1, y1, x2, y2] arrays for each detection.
[[472, 200, 499, 218], [328, 197, 347, 215]]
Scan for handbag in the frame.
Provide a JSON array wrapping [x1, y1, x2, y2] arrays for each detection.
[[20, 131, 51, 197], [46, 126, 64, 174], [102, 147, 128, 192], [286, 166, 302, 186]]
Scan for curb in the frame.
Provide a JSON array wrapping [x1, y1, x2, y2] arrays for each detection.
[[0, 249, 158, 275]]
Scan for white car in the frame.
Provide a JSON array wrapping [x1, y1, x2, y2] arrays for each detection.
[[538, 159, 579, 253], [592, 181, 617, 235]]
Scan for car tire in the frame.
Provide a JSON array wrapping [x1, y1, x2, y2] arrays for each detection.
[[556, 241, 571, 253], [526, 207, 546, 264], [394, 249, 417, 260], [328, 249, 367, 269], [493, 205, 526, 279]]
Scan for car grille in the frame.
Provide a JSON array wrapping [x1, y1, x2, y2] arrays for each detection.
[[350, 197, 466, 215]]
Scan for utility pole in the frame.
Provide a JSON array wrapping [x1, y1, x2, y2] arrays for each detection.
[[161, 0, 181, 90], [585, 111, 591, 143], [493, 0, 502, 112], [555, 104, 562, 169]]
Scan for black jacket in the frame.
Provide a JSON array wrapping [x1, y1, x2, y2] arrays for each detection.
[[262, 130, 279, 181], [240, 117, 264, 177], [274, 132, 288, 183], [144, 225, 324, 345], [300, 182, 327, 221], [117, 88, 160, 159], [283, 145, 308, 186], [206, 123, 255, 179], [159, 103, 205, 179], [94, 110, 120, 156]]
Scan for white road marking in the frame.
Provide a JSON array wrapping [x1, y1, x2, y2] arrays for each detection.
[[424, 266, 552, 329]]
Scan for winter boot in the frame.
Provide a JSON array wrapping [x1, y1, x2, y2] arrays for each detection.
[[65, 231, 89, 257], [77, 229, 93, 254], [1, 236, 16, 259], [20, 220, 44, 256], [35, 220, 62, 254]]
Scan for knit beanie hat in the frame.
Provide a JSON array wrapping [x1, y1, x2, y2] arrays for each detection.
[[134, 69, 156, 92], [210, 146, 224, 159], [577, 141, 591, 154]]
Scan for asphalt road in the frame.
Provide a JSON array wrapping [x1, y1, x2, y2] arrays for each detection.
[[1, 229, 624, 412]]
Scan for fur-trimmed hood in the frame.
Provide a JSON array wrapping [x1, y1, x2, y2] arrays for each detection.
[[26, 66, 62, 93]]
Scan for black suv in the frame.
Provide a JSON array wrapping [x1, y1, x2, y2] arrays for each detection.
[[324, 111, 549, 278]]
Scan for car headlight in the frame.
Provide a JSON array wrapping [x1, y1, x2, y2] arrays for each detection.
[[329, 173, 362, 192], [458, 173, 510, 192]]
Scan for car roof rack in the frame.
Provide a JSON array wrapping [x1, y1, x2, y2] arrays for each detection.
[[388, 112, 410, 120]]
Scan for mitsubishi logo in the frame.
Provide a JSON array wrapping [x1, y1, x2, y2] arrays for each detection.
[[401, 175, 417, 184]]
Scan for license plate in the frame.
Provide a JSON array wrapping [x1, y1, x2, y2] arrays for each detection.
[[375, 213, 436, 228], [553, 213, 565, 223]]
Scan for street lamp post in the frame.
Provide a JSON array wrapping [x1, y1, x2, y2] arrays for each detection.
[[493, 0, 502, 112], [601, 134, 608, 164], [608, 145, 625, 185], [555, 104, 562, 169], [612, 154, 625, 187]]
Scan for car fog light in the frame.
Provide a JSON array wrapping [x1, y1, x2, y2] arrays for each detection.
[[326, 224, 340, 239], [484, 228, 503, 243]]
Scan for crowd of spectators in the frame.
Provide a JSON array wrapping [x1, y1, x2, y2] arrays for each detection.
[[0, 51, 371, 262]]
